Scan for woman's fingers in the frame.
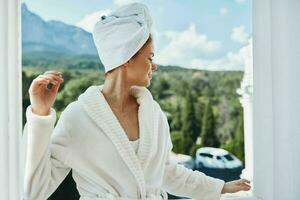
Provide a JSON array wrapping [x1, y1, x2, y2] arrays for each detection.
[[33, 77, 49, 85], [52, 81, 62, 93], [44, 71, 63, 79], [238, 179, 251, 191], [243, 179, 251, 184], [242, 184, 251, 191], [227, 179, 251, 192], [238, 179, 251, 184], [38, 74, 63, 85], [33, 76, 57, 86], [43, 73, 63, 81], [44, 70, 62, 75], [29, 72, 64, 95]]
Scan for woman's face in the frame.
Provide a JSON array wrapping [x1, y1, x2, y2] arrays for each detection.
[[126, 41, 157, 87]]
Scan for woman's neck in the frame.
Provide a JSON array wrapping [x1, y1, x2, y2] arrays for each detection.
[[101, 70, 136, 112]]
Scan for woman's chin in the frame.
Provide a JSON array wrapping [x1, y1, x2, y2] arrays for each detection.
[[143, 80, 151, 87], [146, 77, 152, 86], [133, 78, 151, 87], [146, 81, 151, 87], [141, 81, 151, 88]]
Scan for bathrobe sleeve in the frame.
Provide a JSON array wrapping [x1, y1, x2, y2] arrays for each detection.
[[159, 106, 225, 200], [22, 105, 72, 200]]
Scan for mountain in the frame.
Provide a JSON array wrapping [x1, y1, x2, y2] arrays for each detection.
[[21, 3, 97, 55]]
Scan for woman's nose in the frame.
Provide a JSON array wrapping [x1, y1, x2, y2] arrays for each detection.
[[152, 63, 157, 71]]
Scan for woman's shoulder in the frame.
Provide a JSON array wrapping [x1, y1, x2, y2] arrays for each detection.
[[59, 100, 85, 122]]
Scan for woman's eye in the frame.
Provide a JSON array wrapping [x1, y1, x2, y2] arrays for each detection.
[[149, 58, 153, 62]]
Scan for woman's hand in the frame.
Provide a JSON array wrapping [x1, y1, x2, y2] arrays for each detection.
[[221, 179, 251, 194], [28, 70, 64, 116]]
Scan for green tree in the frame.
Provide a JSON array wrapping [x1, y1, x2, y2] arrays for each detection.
[[181, 91, 199, 154], [150, 77, 170, 100], [170, 131, 184, 154], [201, 100, 220, 147], [221, 111, 245, 164], [22, 71, 32, 126], [170, 103, 183, 131], [233, 111, 245, 163]]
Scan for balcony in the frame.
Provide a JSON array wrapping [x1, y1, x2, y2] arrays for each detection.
[[1, 0, 300, 199]]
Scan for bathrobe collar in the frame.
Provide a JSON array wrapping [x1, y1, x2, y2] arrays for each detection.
[[78, 84, 156, 199]]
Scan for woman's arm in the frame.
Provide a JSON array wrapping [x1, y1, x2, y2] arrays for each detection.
[[162, 143, 225, 200], [153, 102, 224, 199], [22, 71, 73, 199], [23, 105, 72, 200]]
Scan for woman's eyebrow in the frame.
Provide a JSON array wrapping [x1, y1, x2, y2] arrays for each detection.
[[150, 52, 154, 57]]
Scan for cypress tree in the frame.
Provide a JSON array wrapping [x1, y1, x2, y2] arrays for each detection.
[[171, 103, 183, 131], [201, 100, 220, 147], [181, 91, 199, 154]]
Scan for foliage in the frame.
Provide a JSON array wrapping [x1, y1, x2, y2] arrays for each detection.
[[170, 102, 183, 131], [221, 110, 245, 164], [201, 100, 220, 148], [22, 52, 104, 71], [181, 91, 200, 154], [170, 131, 184, 154]]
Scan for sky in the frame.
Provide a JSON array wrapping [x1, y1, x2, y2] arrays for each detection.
[[22, 0, 252, 71]]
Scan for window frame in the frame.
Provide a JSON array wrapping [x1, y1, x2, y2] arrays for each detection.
[[4, 0, 289, 199]]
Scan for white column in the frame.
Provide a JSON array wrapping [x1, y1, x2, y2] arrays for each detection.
[[237, 42, 253, 182], [253, 0, 300, 199], [0, 0, 22, 199]]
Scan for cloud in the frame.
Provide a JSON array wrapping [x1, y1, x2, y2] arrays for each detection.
[[219, 7, 228, 15], [113, 0, 141, 6], [190, 39, 252, 71], [76, 9, 111, 33], [235, 0, 247, 3], [231, 25, 250, 45], [156, 23, 222, 67]]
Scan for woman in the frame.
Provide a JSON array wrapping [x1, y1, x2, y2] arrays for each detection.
[[23, 3, 251, 200]]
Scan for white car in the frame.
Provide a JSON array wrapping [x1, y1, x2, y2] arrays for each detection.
[[195, 147, 242, 170]]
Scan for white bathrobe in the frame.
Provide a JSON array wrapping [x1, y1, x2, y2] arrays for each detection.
[[23, 84, 225, 200]]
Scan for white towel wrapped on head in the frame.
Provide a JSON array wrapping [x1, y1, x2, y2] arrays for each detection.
[[92, 3, 153, 73]]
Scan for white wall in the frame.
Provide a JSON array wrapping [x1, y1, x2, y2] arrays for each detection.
[[253, 0, 300, 199], [0, 0, 22, 199]]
